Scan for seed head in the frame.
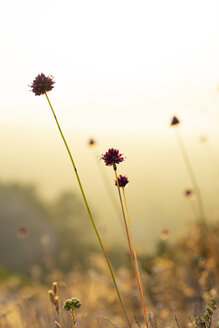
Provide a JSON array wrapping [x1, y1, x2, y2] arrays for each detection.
[[101, 148, 124, 166], [64, 298, 81, 311], [184, 189, 193, 197], [52, 282, 58, 295], [160, 229, 169, 240], [170, 116, 180, 127], [88, 138, 96, 147], [48, 290, 56, 305], [115, 175, 129, 188], [17, 226, 28, 239], [55, 296, 60, 313], [30, 73, 55, 96]]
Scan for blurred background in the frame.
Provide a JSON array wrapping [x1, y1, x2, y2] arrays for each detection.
[[1, 0, 219, 274]]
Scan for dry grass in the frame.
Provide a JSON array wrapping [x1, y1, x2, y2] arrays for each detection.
[[1, 221, 219, 328]]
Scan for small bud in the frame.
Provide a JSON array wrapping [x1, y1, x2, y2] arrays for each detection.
[[52, 282, 58, 295], [17, 226, 28, 239], [160, 229, 169, 240], [55, 296, 60, 313], [184, 189, 193, 197], [88, 138, 96, 147], [48, 290, 55, 305], [170, 116, 180, 127], [55, 321, 62, 328]]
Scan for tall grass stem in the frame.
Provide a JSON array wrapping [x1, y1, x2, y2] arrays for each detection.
[[122, 187, 148, 328], [175, 128, 207, 225]]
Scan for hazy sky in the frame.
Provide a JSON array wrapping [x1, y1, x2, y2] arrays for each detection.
[[1, 0, 219, 133], [1, 1, 219, 248]]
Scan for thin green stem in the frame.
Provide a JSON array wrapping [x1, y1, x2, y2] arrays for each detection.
[[186, 197, 199, 222], [175, 128, 207, 225], [44, 92, 131, 327], [114, 169, 149, 328]]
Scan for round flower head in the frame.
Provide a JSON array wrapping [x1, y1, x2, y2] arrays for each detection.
[[160, 229, 169, 240], [101, 148, 124, 166], [64, 298, 81, 311], [30, 73, 55, 96], [170, 115, 180, 127], [115, 175, 129, 188], [184, 189, 193, 197], [88, 138, 96, 147], [17, 226, 28, 239]]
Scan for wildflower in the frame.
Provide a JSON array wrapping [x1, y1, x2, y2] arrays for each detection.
[[17, 226, 28, 239], [160, 229, 169, 240], [101, 148, 124, 166], [170, 115, 180, 127], [115, 175, 129, 188], [184, 189, 193, 197], [88, 138, 96, 147], [30, 73, 55, 96], [64, 298, 81, 311]]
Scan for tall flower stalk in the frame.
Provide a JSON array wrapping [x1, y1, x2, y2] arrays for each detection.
[[170, 116, 207, 226], [30, 74, 130, 327], [121, 184, 142, 292], [101, 149, 149, 328], [170, 118, 219, 280], [114, 171, 149, 328]]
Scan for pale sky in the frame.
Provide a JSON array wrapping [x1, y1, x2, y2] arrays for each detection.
[[1, 0, 219, 133]]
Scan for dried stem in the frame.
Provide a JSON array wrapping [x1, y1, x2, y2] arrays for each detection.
[[114, 168, 149, 328], [122, 187, 145, 300]]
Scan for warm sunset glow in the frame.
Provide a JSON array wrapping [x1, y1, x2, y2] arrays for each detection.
[[1, 0, 219, 134], [1, 0, 219, 247]]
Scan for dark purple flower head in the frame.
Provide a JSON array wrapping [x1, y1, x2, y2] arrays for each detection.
[[170, 115, 180, 127], [115, 175, 129, 188], [101, 148, 124, 166], [184, 189, 193, 197], [30, 73, 55, 96], [88, 138, 96, 147]]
